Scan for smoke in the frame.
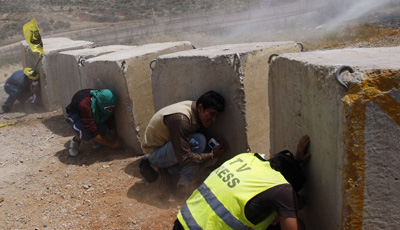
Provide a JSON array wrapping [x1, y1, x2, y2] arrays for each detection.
[[319, 0, 394, 30], [186, 0, 396, 47]]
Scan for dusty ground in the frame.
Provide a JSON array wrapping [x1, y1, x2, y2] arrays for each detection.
[[0, 67, 182, 229], [0, 4, 400, 229], [0, 110, 183, 229]]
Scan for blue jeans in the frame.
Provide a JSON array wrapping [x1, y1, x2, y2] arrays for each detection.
[[147, 133, 207, 186], [2, 83, 30, 111], [66, 113, 108, 141]]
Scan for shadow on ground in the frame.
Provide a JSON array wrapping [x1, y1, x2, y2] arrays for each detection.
[[0, 102, 48, 120], [54, 142, 134, 166], [42, 114, 75, 137]]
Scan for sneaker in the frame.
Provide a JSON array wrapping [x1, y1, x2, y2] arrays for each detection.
[[139, 157, 159, 183], [69, 139, 80, 156]]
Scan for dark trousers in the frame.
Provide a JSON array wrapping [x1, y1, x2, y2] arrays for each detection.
[[172, 219, 184, 230], [2, 83, 30, 111]]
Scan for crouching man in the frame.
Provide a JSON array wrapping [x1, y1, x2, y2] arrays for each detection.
[[65, 89, 122, 156], [174, 135, 311, 230], [0, 68, 40, 113], [140, 90, 228, 196]]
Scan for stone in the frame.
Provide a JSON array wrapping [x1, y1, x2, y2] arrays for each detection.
[[269, 46, 400, 229], [152, 42, 302, 160], [21, 37, 96, 111]]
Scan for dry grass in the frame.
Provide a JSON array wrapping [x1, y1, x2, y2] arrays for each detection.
[[304, 23, 400, 50]]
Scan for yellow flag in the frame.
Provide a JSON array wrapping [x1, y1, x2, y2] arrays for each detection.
[[23, 18, 44, 55]]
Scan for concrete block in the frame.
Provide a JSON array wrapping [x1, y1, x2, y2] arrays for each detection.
[[21, 37, 95, 111], [151, 42, 302, 161], [54, 45, 136, 114], [79, 42, 194, 154], [269, 46, 400, 229]]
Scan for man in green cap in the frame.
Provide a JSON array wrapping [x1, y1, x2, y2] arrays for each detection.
[[65, 88, 122, 156]]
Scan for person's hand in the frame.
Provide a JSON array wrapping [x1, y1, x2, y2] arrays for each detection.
[[111, 138, 122, 148], [295, 135, 311, 163], [94, 134, 121, 149], [212, 138, 228, 158], [31, 84, 39, 93]]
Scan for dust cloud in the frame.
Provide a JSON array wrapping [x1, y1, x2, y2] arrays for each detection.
[[316, 0, 394, 30], [167, 0, 397, 47]]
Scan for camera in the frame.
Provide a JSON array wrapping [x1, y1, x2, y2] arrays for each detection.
[[208, 138, 220, 150]]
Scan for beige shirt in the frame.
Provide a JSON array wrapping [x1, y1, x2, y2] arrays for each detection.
[[142, 101, 213, 166]]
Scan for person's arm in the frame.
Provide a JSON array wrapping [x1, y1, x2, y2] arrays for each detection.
[[93, 133, 121, 148], [164, 114, 213, 166], [245, 184, 299, 226], [295, 135, 311, 163], [89, 109, 121, 148], [30, 82, 40, 93], [211, 137, 228, 158], [279, 216, 298, 230], [78, 97, 99, 138]]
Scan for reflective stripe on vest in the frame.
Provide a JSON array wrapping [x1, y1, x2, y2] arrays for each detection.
[[179, 183, 252, 229], [181, 203, 202, 230], [178, 153, 289, 230]]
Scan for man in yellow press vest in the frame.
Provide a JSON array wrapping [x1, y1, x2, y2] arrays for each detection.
[[139, 90, 229, 196], [174, 135, 311, 230]]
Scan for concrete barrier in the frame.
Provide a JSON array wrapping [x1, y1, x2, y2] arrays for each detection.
[[74, 42, 195, 154], [151, 42, 302, 161], [55, 45, 136, 114], [21, 37, 96, 111], [269, 47, 400, 229]]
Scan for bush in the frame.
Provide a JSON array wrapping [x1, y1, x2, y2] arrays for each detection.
[[39, 21, 52, 32], [0, 22, 25, 40], [54, 21, 71, 29], [91, 14, 120, 22]]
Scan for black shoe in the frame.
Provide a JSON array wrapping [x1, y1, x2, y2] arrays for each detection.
[[139, 158, 159, 183]]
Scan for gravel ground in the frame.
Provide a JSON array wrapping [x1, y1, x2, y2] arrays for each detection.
[[0, 107, 182, 229]]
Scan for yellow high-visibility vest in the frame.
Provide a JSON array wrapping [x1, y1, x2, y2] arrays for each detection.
[[178, 153, 289, 230]]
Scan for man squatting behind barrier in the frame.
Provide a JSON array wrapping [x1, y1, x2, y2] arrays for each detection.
[[139, 90, 229, 196], [0, 68, 40, 114], [65, 88, 122, 156]]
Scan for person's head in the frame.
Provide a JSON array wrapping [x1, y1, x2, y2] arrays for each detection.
[[91, 89, 117, 113], [196, 91, 225, 128], [269, 150, 306, 192], [24, 68, 39, 82], [90, 89, 117, 124]]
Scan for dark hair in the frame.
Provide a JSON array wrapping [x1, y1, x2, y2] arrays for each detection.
[[269, 150, 305, 192], [31, 70, 38, 76], [196, 90, 225, 112]]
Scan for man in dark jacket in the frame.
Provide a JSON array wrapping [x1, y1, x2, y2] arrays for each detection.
[[1, 68, 40, 113], [65, 88, 121, 156]]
